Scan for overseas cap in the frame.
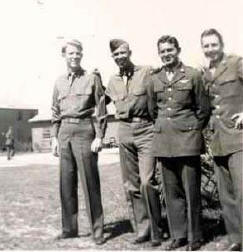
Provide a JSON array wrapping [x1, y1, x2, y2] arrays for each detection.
[[109, 39, 128, 52]]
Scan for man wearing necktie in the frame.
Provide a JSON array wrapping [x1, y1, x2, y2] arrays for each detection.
[[105, 39, 164, 247], [51, 39, 107, 245], [200, 29, 242, 251], [148, 35, 210, 250]]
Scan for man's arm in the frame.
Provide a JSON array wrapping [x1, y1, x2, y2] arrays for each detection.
[[193, 70, 211, 129], [231, 57, 243, 129], [51, 84, 61, 156], [91, 74, 108, 152]]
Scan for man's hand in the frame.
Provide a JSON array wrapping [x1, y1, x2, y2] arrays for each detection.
[[51, 137, 59, 157], [231, 112, 243, 129], [91, 138, 103, 153]]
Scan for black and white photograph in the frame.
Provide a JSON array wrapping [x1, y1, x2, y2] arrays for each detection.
[[0, 0, 242, 251]]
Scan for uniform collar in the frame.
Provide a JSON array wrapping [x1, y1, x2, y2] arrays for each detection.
[[66, 67, 85, 79], [163, 60, 183, 73], [116, 62, 139, 78], [207, 53, 226, 69]]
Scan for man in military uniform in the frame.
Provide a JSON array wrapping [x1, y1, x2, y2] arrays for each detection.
[[5, 126, 15, 160], [105, 39, 164, 247], [200, 29, 242, 251], [51, 39, 107, 245], [148, 35, 209, 250]]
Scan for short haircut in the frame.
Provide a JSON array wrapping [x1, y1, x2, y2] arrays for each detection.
[[61, 39, 83, 54], [157, 35, 181, 51], [200, 28, 224, 46]]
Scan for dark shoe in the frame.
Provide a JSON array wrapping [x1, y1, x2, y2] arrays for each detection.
[[151, 238, 161, 247], [56, 232, 78, 240], [94, 236, 105, 245], [132, 234, 150, 244], [227, 243, 242, 251], [166, 238, 188, 250], [186, 240, 203, 251]]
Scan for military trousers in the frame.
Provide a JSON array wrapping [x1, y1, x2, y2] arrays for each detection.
[[118, 121, 163, 240], [58, 120, 104, 239], [214, 151, 242, 244], [6, 144, 14, 160], [159, 156, 202, 242]]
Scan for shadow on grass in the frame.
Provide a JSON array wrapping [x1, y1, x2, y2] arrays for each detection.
[[104, 219, 133, 240], [202, 214, 226, 242]]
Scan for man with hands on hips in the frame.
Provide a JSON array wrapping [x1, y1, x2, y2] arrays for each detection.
[[200, 28, 242, 251]]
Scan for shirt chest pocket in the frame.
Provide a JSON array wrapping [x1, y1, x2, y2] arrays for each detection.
[[154, 84, 165, 103], [174, 81, 192, 104], [217, 75, 240, 97], [58, 87, 93, 110]]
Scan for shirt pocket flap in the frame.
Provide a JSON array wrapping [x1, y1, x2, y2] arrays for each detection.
[[75, 86, 93, 95], [154, 84, 165, 92], [133, 88, 146, 96], [176, 81, 192, 90], [219, 75, 237, 85]]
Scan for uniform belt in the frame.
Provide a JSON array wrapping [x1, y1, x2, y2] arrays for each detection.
[[62, 117, 91, 124], [122, 117, 151, 123]]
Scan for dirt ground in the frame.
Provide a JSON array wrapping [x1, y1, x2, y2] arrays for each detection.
[[0, 151, 229, 250]]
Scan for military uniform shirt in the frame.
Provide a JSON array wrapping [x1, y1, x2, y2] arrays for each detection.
[[52, 68, 107, 138], [105, 65, 153, 120]]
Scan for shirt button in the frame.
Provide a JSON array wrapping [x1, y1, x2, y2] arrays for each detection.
[[167, 107, 172, 111], [168, 97, 172, 101], [216, 105, 220, 109], [167, 117, 171, 120], [167, 88, 172, 92], [216, 115, 220, 119], [215, 95, 219, 98]]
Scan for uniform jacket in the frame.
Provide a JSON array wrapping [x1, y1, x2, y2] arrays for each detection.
[[105, 65, 153, 121], [202, 54, 243, 156], [51, 68, 107, 138], [148, 62, 210, 157]]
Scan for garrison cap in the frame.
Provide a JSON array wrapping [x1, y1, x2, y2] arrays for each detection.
[[109, 39, 128, 52]]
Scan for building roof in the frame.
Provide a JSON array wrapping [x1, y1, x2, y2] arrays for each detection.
[[29, 103, 116, 122], [0, 103, 38, 110]]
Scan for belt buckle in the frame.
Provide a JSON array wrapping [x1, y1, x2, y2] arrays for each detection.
[[69, 118, 80, 124]]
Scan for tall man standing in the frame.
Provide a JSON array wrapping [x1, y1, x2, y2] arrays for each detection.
[[148, 35, 209, 251], [200, 29, 242, 251], [51, 39, 107, 245], [105, 39, 164, 247]]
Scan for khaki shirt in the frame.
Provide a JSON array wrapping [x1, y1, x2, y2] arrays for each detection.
[[202, 54, 243, 156], [105, 65, 153, 121], [51, 68, 107, 138]]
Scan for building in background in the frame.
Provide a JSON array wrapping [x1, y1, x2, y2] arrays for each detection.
[[29, 104, 119, 152], [0, 105, 38, 152]]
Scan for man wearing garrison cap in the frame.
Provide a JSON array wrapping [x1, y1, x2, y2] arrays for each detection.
[[105, 39, 165, 247], [51, 39, 107, 245]]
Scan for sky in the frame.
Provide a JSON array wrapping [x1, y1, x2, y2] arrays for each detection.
[[0, 0, 242, 116]]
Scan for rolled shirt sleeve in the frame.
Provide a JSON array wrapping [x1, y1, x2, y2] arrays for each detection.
[[93, 74, 107, 139], [51, 83, 61, 138]]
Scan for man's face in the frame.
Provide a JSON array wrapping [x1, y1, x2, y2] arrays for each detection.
[[64, 44, 82, 71], [112, 44, 131, 69], [201, 34, 223, 63], [158, 42, 179, 67]]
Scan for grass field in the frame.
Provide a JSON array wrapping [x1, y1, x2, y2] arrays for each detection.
[[0, 152, 229, 250]]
